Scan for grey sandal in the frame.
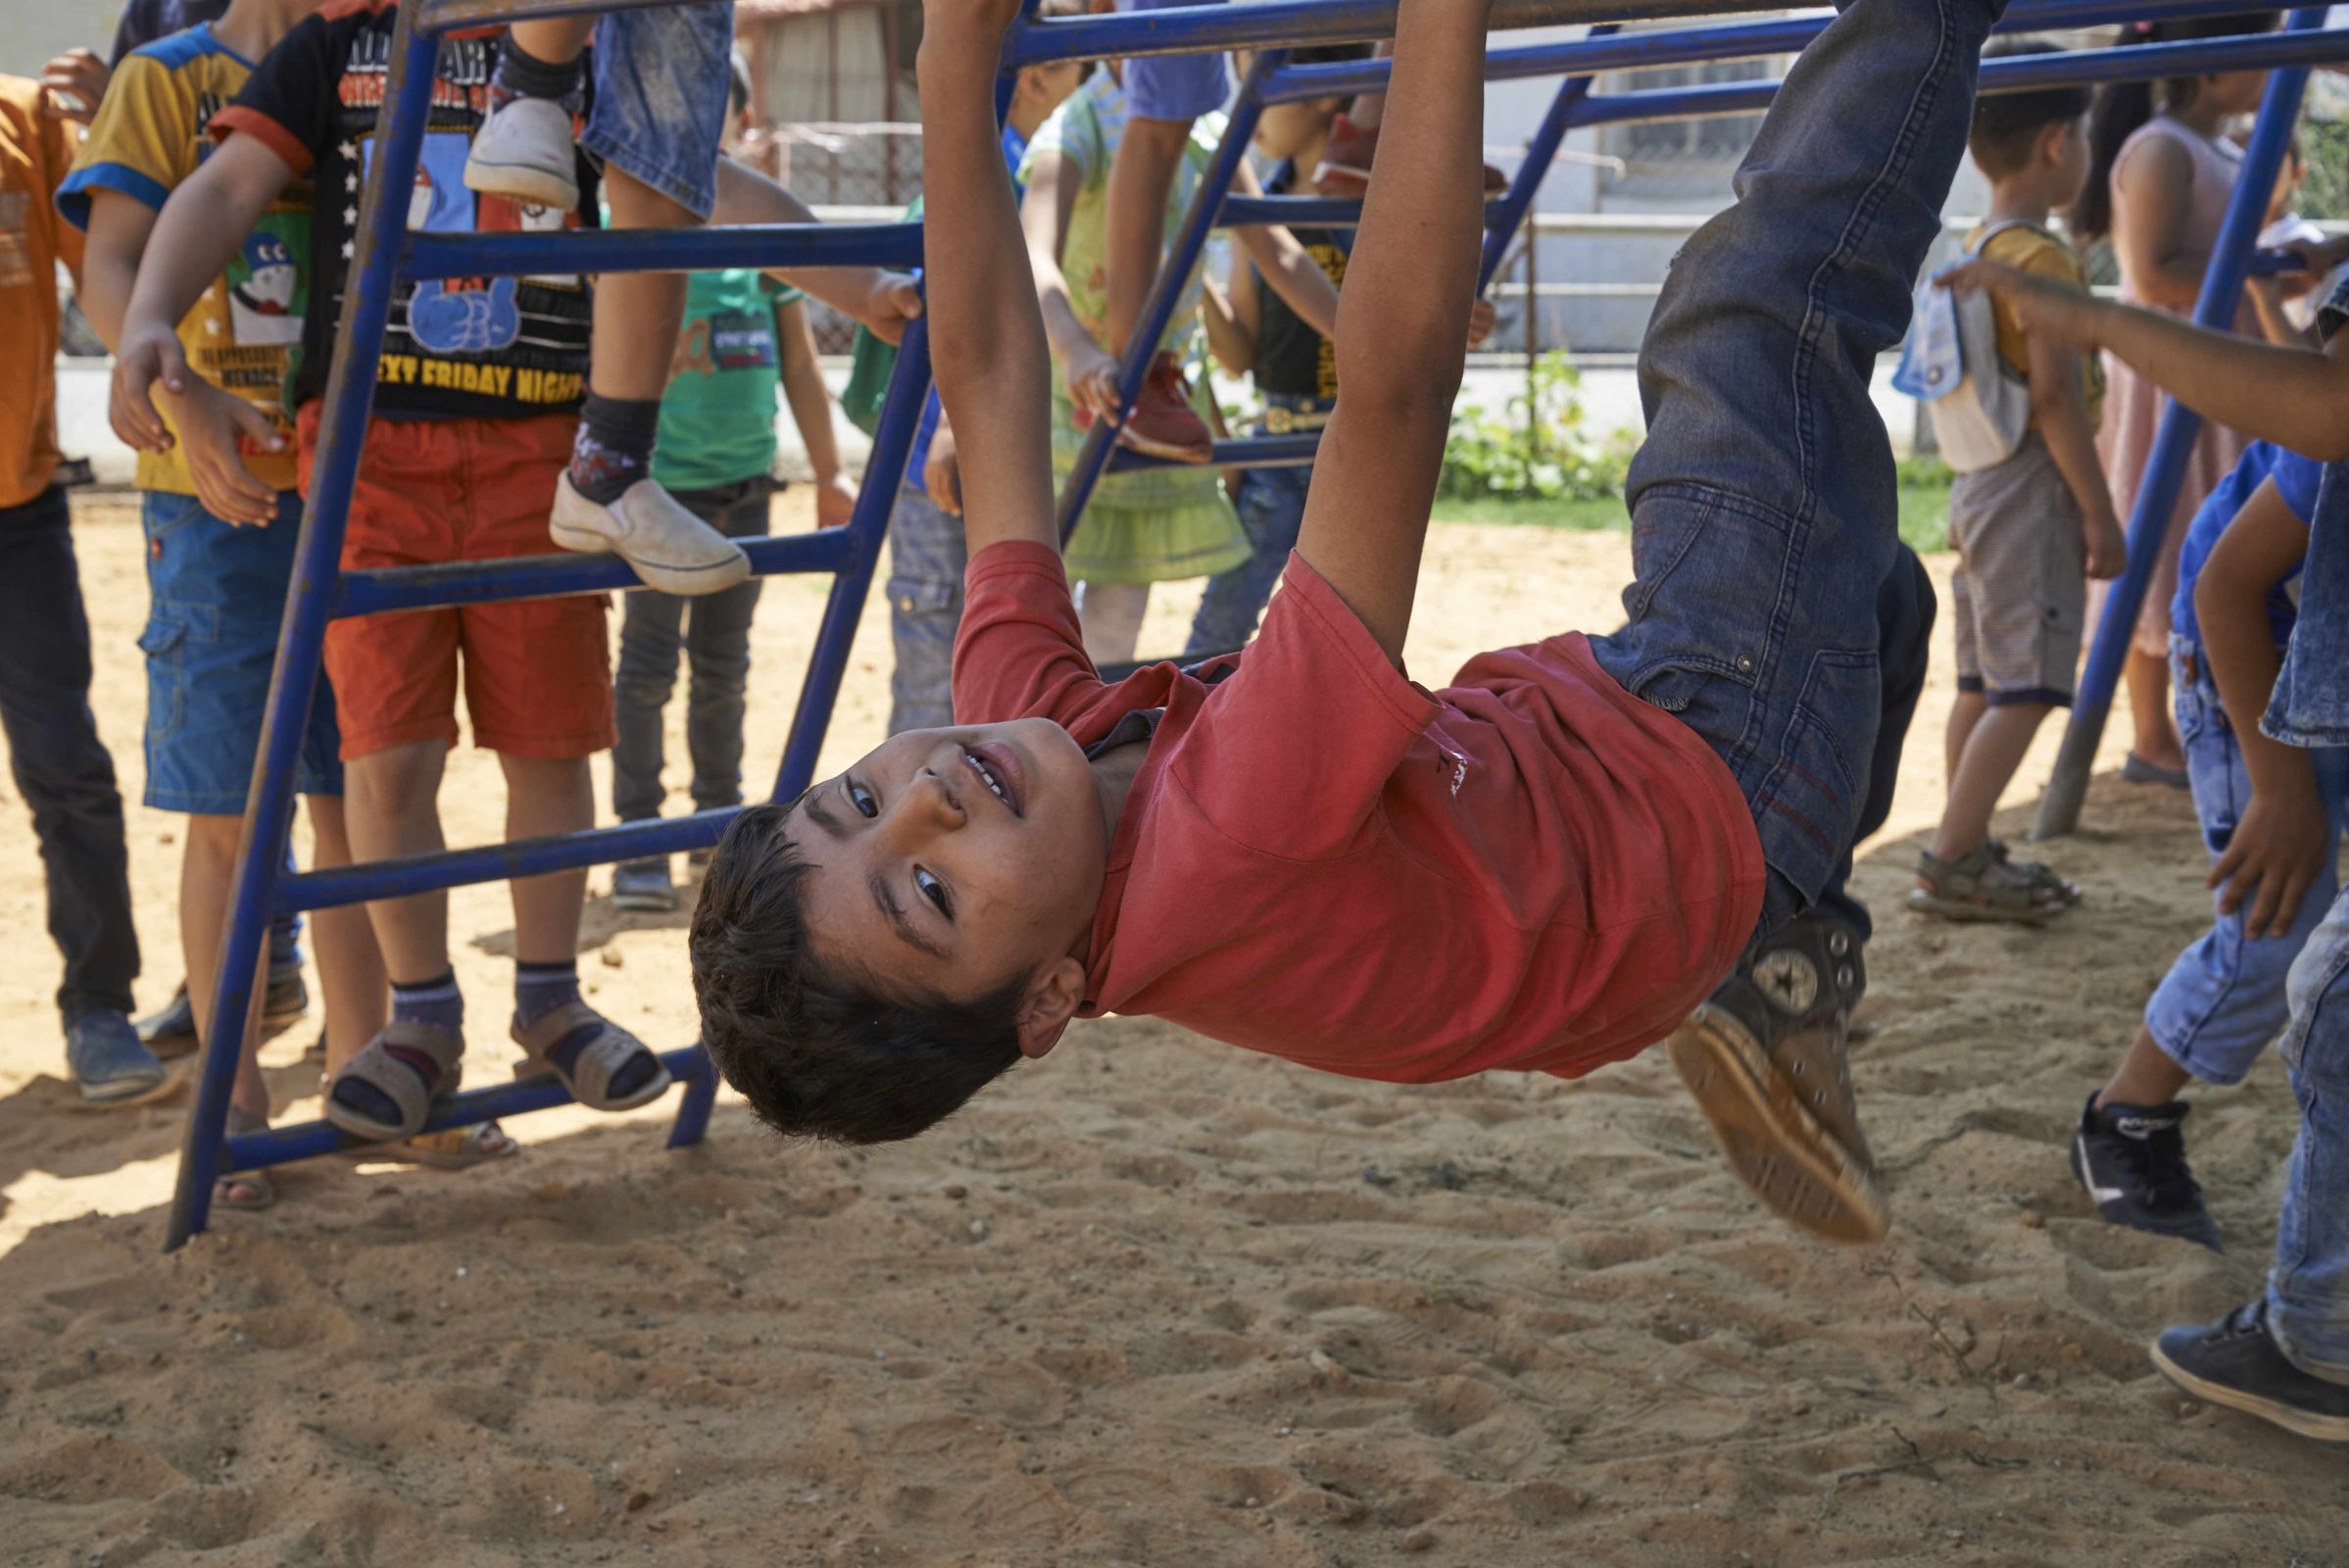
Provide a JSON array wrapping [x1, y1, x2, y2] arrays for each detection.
[[1909, 844, 2077, 925], [324, 1020, 465, 1142], [512, 1001, 672, 1112]]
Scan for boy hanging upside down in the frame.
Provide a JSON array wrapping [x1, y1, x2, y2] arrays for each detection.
[[693, 0, 2001, 1245]]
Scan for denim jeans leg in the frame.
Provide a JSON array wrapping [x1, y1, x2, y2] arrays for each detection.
[[0, 487, 140, 1020], [1187, 466, 1307, 659], [2268, 892, 2349, 1382], [887, 482, 966, 735], [2146, 645, 2349, 1084], [684, 489, 770, 813], [1588, 0, 1995, 936], [612, 586, 688, 823], [1816, 546, 1935, 947]]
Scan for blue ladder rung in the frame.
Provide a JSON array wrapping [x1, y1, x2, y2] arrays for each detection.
[[332, 528, 859, 619], [1106, 434, 1322, 475], [401, 221, 925, 284], [276, 809, 742, 915], [222, 1044, 712, 1171]]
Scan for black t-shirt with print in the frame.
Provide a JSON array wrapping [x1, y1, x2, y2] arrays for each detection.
[[1250, 160, 1348, 401], [215, 0, 597, 420]]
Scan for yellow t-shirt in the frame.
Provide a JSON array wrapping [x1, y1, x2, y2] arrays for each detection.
[[1970, 220, 2105, 432], [57, 24, 309, 495], [0, 74, 82, 510]]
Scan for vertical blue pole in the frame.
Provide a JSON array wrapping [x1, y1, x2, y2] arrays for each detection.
[[164, 11, 441, 1250], [1056, 49, 1286, 544], [2034, 7, 2325, 839], [1476, 24, 1613, 295]]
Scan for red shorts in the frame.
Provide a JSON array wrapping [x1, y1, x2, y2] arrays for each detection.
[[299, 406, 613, 761]]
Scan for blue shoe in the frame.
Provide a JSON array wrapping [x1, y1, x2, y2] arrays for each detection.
[[611, 858, 678, 913], [67, 1009, 169, 1103], [133, 984, 198, 1055], [2153, 1300, 2349, 1444], [2070, 1094, 2223, 1251]]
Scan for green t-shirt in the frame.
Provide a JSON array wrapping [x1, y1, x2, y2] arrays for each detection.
[[653, 269, 804, 492]]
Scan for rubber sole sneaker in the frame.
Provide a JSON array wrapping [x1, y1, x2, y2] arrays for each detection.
[[550, 474, 751, 596], [462, 97, 580, 210], [2152, 1302, 2349, 1444], [1667, 1001, 1889, 1246], [611, 858, 677, 913]]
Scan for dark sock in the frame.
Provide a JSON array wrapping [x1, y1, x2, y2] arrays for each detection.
[[332, 969, 463, 1126], [490, 39, 585, 111], [515, 962, 658, 1101], [567, 393, 662, 504]]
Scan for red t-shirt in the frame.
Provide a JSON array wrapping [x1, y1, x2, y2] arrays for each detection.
[[953, 542, 1766, 1084]]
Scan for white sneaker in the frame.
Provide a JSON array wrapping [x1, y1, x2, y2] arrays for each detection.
[[464, 97, 580, 210], [550, 473, 752, 596]]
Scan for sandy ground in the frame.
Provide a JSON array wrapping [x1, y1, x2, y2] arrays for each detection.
[[3, 489, 2345, 1567]]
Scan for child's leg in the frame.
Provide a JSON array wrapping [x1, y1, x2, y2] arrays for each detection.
[[1932, 704, 2051, 858], [344, 741, 455, 984], [302, 794, 385, 1080], [682, 485, 771, 812], [2264, 906, 2349, 1384], [1817, 543, 1934, 945], [1186, 463, 1307, 657], [1077, 580, 1150, 667], [1591, 0, 1998, 931], [178, 814, 269, 1121], [501, 753, 593, 964], [887, 480, 967, 735], [612, 588, 687, 825]]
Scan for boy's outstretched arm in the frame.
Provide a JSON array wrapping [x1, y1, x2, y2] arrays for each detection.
[[916, 0, 1055, 555], [1295, 0, 1492, 663]]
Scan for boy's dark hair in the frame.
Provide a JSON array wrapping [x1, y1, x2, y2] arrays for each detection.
[[2069, 12, 2278, 239], [689, 801, 1028, 1145], [1970, 40, 2093, 179]]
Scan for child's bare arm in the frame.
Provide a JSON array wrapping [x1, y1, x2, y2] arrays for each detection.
[[915, 0, 1056, 555], [714, 159, 923, 344], [2024, 330, 2123, 579], [1019, 155, 1122, 429], [76, 189, 158, 350], [1199, 264, 1253, 378], [777, 295, 857, 529], [1294, 0, 1492, 662], [2193, 478, 2325, 939], [1949, 258, 2349, 459], [1226, 163, 1341, 340]]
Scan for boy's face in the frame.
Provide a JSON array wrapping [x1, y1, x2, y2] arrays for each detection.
[[782, 718, 1109, 1010]]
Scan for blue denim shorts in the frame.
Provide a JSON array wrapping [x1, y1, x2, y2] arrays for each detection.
[[584, 3, 733, 220], [1114, 0, 1232, 121], [140, 491, 341, 814]]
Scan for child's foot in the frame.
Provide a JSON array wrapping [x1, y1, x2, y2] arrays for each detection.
[[2152, 1301, 2349, 1444], [1667, 913, 1887, 1245], [216, 1104, 276, 1211], [612, 857, 678, 912], [66, 1009, 170, 1104], [464, 96, 580, 210], [1908, 843, 2077, 924], [137, 960, 308, 1059], [2070, 1093, 2222, 1250], [1311, 112, 1508, 196], [2122, 752, 2191, 790], [1076, 353, 1213, 464], [550, 473, 752, 597], [512, 1001, 672, 1112], [326, 1020, 465, 1142]]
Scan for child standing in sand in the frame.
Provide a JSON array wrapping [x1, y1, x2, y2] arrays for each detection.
[[694, 0, 2008, 1250], [1910, 41, 2127, 924]]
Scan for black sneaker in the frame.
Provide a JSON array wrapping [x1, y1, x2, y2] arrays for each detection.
[[135, 966, 310, 1058], [2153, 1299, 2349, 1444], [265, 960, 310, 1021], [2070, 1094, 2222, 1250]]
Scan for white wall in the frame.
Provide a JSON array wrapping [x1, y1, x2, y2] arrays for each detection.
[[0, 0, 125, 78]]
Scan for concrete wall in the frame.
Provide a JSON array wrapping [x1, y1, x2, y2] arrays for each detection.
[[1, 1, 126, 79]]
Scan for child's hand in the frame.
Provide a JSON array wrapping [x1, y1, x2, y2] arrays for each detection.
[[1941, 258, 2107, 353], [851, 271, 924, 346], [923, 423, 964, 516], [2284, 231, 2349, 278], [1064, 343, 1122, 428], [814, 471, 859, 530], [39, 48, 107, 124], [2082, 513, 2127, 580], [167, 380, 286, 527], [2212, 768, 2328, 940], [111, 320, 194, 454], [1466, 296, 1497, 351]]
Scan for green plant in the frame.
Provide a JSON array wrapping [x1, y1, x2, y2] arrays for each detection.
[[1438, 351, 1636, 505]]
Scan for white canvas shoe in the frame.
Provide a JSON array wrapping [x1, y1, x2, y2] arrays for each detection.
[[550, 473, 752, 596], [464, 97, 580, 210]]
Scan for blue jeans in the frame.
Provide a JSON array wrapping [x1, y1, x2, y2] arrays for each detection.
[[1186, 459, 1310, 658], [612, 479, 770, 820], [1587, 0, 1992, 943], [2270, 893, 2349, 1381], [0, 486, 139, 1021], [583, 3, 732, 220], [2147, 635, 2349, 1085], [1113, 0, 1232, 120], [139, 489, 341, 814], [887, 481, 964, 735]]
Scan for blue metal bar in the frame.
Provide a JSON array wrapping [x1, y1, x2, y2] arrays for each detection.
[[402, 222, 924, 282], [164, 12, 441, 1252], [332, 528, 859, 619], [1108, 433, 1324, 474], [1256, 0, 2292, 102], [277, 811, 743, 914], [2038, 8, 2329, 837], [220, 1045, 710, 1170], [1056, 51, 1286, 544], [1574, 24, 2349, 128], [1479, 28, 1612, 296]]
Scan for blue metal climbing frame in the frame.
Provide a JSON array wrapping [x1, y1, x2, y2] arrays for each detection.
[[165, 0, 2346, 1247]]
